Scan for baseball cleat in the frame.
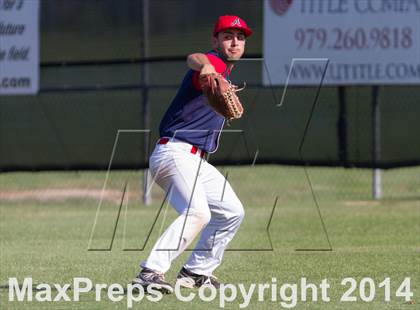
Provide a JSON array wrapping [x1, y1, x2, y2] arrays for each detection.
[[132, 267, 173, 294], [176, 267, 220, 289]]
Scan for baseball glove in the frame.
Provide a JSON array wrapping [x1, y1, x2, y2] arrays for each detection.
[[199, 73, 244, 120]]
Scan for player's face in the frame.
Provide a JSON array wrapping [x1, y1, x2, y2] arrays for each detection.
[[213, 29, 246, 61]]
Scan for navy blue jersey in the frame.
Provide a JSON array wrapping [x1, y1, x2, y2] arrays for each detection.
[[159, 51, 229, 153]]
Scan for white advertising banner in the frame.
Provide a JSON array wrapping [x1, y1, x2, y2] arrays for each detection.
[[0, 0, 39, 95], [263, 0, 420, 85]]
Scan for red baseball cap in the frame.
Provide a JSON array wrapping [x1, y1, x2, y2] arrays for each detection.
[[213, 15, 253, 37]]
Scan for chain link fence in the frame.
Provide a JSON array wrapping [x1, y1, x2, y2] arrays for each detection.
[[1, 0, 419, 202]]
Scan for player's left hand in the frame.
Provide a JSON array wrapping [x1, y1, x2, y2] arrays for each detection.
[[199, 73, 244, 120]]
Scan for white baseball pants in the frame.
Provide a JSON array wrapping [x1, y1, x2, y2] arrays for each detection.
[[140, 138, 244, 276]]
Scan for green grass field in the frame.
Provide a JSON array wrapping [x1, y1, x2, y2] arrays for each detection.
[[0, 166, 419, 309]]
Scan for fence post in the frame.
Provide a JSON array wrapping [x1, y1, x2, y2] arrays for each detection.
[[372, 86, 381, 199], [141, 0, 152, 205], [338, 86, 348, 166]]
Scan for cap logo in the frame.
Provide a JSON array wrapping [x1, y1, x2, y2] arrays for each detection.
[[231, 18, 241, 26]]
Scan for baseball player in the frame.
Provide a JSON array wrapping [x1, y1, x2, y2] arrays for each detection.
[[133, 15, 252, 293]]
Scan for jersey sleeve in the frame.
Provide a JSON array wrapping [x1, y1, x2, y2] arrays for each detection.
[[191, 53, 227, 91]]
